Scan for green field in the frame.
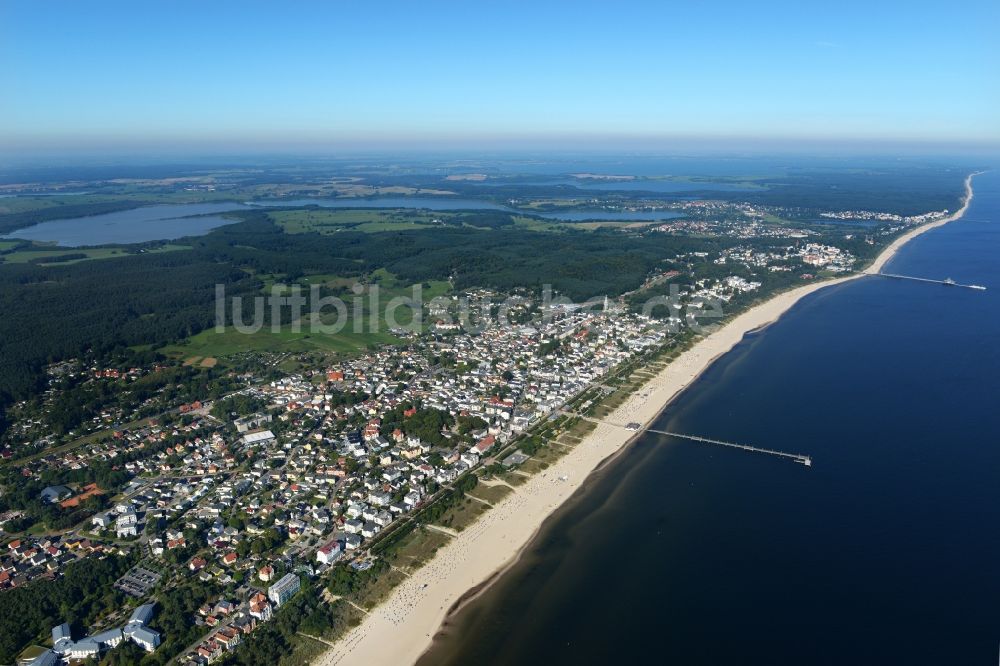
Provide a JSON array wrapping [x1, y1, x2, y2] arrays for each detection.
[[268, 208, 579, 235], [159, 268, 450, 362], [268, 208, 448, 234], [0, 196, 76, 216], [160, 325, 401, 360], [510, 215, 567, 233], [0, 247, 128, 264], [0, 243, 188, 265]]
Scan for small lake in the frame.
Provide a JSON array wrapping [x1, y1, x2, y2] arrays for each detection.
[[3, 203, 251, 246]]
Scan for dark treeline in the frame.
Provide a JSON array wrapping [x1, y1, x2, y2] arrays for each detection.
[[0, 248, 254, 406]]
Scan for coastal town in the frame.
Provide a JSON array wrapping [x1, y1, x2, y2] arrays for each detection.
[[0, 184, 969, 665], [1, 0, 991, 661], [2, 288, 683, 663]]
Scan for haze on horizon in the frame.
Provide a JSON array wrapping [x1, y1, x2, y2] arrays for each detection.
[[1, 0, 998, 160]]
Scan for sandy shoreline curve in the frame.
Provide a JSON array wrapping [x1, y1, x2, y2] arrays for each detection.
[[314, 173, 977, 666]]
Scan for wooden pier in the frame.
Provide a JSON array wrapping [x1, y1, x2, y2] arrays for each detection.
[[645, 429, 812, 466], [863, 271, 986, 291]]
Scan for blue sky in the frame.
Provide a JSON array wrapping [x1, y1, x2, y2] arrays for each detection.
[[1, 0, 997, 154]]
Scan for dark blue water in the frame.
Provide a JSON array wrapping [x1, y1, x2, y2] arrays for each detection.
[[420, 170, 1000, 665], [2, 202, 250, 246]]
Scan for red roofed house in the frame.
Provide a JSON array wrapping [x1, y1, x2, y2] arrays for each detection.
[[473, 435, 496, 456], [316, 538, 342, 565]]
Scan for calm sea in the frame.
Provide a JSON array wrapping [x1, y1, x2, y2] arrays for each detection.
[[419, 170, 1000, 665]]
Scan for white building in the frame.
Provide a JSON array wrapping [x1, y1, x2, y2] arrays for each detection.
[[267, 573, 301, 607], [316, 538, 342, 565]]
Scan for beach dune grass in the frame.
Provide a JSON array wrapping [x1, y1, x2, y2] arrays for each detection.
[[385, 527, 452, 571], [467, 483, 514, 505], [429, 496, 491, 533]]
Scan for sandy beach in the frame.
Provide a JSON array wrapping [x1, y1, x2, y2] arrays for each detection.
[[315, 174, 977, 666]]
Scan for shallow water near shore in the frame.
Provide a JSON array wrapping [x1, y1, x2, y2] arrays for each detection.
[[419, 172, 1000, 665]]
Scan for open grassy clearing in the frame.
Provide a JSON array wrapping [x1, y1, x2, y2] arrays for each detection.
[[510, 215, 567, 232], [435, 496, 492, 532], [269, 208, 581, 235], [0, 247, 128, 264], [269, 209, 450, 234], [0, 243, 189, 265], [467, 483, 514, 505], [384, 527, 452, 571], [160, 268, 446, 361], [0, 196, 81, 216], [160, 325, 401, 360], [351, 567, 409, 609]]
